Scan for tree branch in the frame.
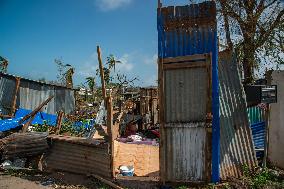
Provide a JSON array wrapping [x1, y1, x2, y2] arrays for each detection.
[[256, 8, 284, 48]]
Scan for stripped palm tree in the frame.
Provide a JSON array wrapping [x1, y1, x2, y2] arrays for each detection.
[[0, 56, 9, 73], [106, 54, 121, 72]]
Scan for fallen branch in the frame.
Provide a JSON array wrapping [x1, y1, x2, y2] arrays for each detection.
[[89, 174, 123, 189]]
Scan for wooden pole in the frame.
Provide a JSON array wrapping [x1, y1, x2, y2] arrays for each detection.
[[10, 77, 21, 116], [97, 46, 107, 106], [106, 95, 115, 177], [263, 103, 270, 167]]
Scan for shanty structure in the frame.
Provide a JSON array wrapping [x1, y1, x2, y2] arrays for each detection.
[[157, 1, 256, 183], [0, 72, 75, 115], [139, 87, 158, 124]]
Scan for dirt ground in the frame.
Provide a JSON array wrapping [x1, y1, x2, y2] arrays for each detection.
[[0, 173, 51, 189], [0, 170, 110, 189]]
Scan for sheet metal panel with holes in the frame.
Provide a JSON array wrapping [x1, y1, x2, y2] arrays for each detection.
[[218, 50, 257, 179], [0, 72, 75, 115]]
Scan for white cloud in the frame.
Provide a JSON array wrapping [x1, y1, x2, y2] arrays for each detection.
[[116, 53, 134, 72], [77, 52, 98, 78], [95, 0, 132, 11], [143, 54, 158, 65]]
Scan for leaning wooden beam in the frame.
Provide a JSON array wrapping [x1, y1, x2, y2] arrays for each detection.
[[97, 46, 107, 106], [55, 111, 64, 135], [20, 96, 54, 132], [89, 174, 123, 189], [10, 77, 21, 117]]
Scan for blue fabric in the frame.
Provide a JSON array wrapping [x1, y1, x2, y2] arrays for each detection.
[[73, 119, 96, 129], [0, 108, 57, 132], [0, 117, 22, 131]]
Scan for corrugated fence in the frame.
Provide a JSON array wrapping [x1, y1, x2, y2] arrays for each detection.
[[158, 2, 216, 182], [45, 135, 111, 179], [219, 50, 257, 179], [248, 106, 266, 158], [0, 72, 75, 115]]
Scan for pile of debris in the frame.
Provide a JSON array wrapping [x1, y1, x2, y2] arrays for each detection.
[[0, 132, 48, 170]]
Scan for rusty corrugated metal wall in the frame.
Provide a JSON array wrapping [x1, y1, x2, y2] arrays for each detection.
[[219, 50, 257, 179], [158, 2, 215, 182], [0, 75, 16, 115], [0, 73, 75, 115], [45, 135, 111, 179]]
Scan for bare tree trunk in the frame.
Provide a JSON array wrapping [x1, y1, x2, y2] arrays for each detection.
[[242, 41, 255, 84]]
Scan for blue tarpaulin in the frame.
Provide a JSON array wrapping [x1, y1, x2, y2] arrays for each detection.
[[0, 108, 57, 132]]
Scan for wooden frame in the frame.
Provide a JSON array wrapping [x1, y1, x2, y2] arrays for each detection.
[[159, 53, 212, 183]]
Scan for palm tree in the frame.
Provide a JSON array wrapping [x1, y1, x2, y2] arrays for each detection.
[[85, 77, 96, 101], [107, 54, 121, 72]]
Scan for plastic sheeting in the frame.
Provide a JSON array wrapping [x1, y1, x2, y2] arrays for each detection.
[[0, 108, 57, 132]]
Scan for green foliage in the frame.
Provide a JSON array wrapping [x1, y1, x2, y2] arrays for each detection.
[[176, 186, 187, 189], [30, 120, 49, 132], [242, 165, 284, 189], [85, 76, 96, 92]]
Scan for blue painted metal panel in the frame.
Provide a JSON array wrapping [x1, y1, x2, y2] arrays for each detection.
[[250, 121, 266, 158], [247, 106, 265, 158], [211, 29, 220, 182], [158, 1, 219, 182]]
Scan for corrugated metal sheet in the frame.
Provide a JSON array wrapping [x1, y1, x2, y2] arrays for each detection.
[[0, 132, 48, 159], [0, 72, 75, 115], [219, 50, 257, 179], [163, 123, 211, 182], [45, 135, 111, 179], [0, 76, 16, 115], [164, 67, 208, 122], [158, 1, 215, 182], [248, 106, 265, 124], [250, 122, 265, 158]]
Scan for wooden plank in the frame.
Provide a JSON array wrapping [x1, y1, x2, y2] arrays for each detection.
[[55, 111, 64, 135], [97, 46, 107, 107], [106, 96, 115, 178], [89, 174, 123, 189], [10, 77, 21, 116], [163, 61, 207, 70], [20, 96, 54, 132], [158, 58, 166, 184], [162, 53, 209, 64]]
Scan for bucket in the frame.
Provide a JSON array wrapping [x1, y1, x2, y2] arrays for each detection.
[[119, 165, 134, 176]]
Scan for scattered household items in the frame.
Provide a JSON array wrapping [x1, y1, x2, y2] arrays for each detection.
[[0, 158, 27, 170], [113, 140, 159, 177], [119, 165, 134, 176], [0, 132, 48, 159]]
